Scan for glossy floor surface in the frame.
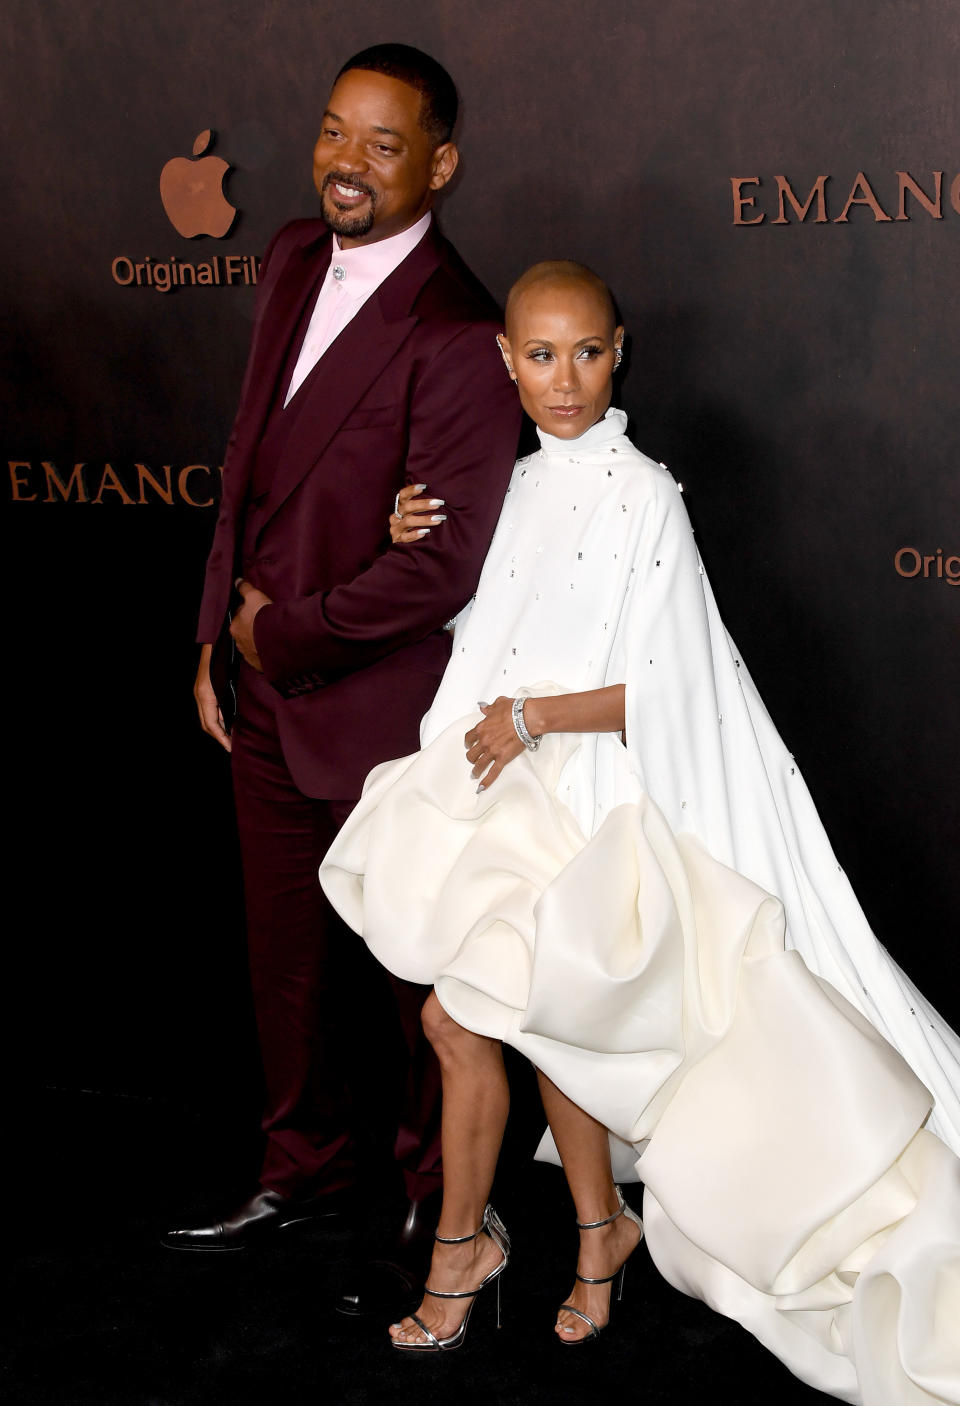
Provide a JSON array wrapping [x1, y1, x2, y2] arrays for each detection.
[[13, 1086, 837, 1406]]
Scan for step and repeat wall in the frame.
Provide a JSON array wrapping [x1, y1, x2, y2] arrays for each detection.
[[4, 0, 958, 1105]]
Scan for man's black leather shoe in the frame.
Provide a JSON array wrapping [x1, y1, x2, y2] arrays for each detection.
[[161, 1188, 348, 1251], [336, 1189, 442, 1317]]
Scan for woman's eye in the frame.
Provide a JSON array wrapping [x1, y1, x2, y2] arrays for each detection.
[[527, 348, 553, 363], [577, 344, 604, 360]]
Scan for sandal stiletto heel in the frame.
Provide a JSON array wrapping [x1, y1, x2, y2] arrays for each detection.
[[391, 1203, 511, 1352], [557, 1186, 643, 1346]]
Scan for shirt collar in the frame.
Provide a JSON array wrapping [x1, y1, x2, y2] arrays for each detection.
[[328, 211, 433, 297]]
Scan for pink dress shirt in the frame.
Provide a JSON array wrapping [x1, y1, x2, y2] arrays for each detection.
[[284, 210, 433, 406]]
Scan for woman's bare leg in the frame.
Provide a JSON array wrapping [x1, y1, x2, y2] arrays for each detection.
[[537, 1069, 643, 1342], [389, 992, 510, 1345]]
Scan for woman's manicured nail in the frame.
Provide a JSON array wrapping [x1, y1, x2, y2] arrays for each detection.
[[476, 783, 485, 793], [416, 528, 430, 537], [414, 483, 428, 492], [428, 498, 445, 507], [478, 701, 489, 708], [431, 514, 447, 523]]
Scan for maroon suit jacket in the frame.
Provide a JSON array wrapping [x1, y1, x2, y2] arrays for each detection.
[[197, 217, 521, 798]]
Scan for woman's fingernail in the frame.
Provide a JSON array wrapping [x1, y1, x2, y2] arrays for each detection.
[[478, 701, 489, 708], [428, 498, 445, 507], [414, 483, 428, 492], [430, 514, 447, 523], [476, 783, 485, 793], [416, 528, 430, 537]]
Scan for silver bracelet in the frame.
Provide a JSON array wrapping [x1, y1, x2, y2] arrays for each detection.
[[512, 696, 542, 751]]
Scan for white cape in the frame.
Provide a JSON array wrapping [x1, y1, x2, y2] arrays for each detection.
[[321, 409, 960, 1403]]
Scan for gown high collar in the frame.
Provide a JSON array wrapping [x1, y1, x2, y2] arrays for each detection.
[[536, 406, 629, 459]]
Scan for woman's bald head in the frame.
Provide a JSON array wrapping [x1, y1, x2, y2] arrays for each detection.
[[504, 261, 617, 340], [497, 261, 624, 440]]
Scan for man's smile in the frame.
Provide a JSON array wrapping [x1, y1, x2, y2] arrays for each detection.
[[322, 172, 376, 209]]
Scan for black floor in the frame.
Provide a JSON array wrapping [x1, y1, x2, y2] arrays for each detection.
[[12, 1088, 838, 1406]]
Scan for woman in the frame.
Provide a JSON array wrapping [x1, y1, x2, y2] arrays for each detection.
[[321, 263, 960, 1397]]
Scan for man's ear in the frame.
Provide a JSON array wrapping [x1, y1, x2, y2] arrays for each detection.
[[429, 142, 459, 191]]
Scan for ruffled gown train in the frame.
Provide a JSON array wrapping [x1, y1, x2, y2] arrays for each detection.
[[320, 411, 960, 1402]]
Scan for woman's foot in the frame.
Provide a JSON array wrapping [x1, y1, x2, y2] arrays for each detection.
[[555, 1206, 644, 1343], [389, 1229, 507, 1347]]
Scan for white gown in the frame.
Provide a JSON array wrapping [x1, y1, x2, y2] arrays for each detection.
[[320, 409, 960, 1404]]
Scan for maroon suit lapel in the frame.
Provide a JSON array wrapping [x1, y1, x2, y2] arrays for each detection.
[[236, 231, 333, 481], [255, 224, 444, 532]]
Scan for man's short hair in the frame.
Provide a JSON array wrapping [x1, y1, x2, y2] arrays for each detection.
[[336, 43, 458, 147]]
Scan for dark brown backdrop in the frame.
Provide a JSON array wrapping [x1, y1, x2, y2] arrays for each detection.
[[3, 0, 958, 1109]]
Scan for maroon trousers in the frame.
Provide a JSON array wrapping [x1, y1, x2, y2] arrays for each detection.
[[230, 663, 442, 1201]]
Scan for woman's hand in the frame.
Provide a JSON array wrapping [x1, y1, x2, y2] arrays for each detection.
[[465, 697, 525, 791], [390, 482, 447, 545], [463, 686, 626, 791]]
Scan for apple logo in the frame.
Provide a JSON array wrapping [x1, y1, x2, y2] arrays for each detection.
[[160, 130, 237, 238]]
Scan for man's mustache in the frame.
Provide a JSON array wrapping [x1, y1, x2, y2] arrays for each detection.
[[322, 172, 377, 202]]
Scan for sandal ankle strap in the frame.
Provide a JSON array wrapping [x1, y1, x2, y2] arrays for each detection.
[[576, 1186, 626, 1231], [435, 1201, 506, 1246], [434, 1227, 482, 1244]]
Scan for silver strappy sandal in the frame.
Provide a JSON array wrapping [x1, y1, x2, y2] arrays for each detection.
[[557, 1186, 644, 1346], [391, 1203, 511, 1353]]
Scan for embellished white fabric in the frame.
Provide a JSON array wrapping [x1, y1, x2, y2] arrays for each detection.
[[320, 409, 960, 1402]]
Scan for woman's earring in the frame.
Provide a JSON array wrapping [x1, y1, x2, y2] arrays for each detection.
[[614, 345, 623, 370], [495, 335, 517, 382]]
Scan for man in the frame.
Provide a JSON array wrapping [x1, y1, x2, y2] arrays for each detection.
[[164, 44, 520, 1315]]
